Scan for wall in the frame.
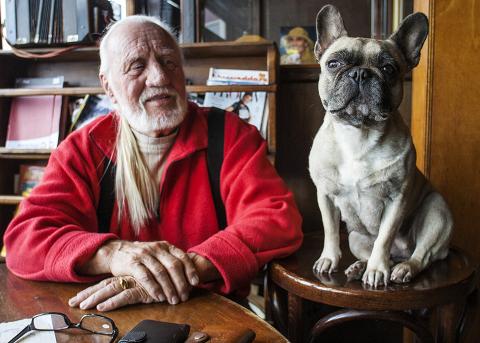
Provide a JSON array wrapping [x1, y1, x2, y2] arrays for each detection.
[[412, 0, 480, 264]]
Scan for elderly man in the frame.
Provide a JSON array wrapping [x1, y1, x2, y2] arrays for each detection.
[[4, 16, 303, 312]]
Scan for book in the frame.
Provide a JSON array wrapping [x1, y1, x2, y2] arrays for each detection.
[[18, 164, 46, 196], [203, 68, 268, 137], [5, 76, 65, 150], [70, 94, 113, 132]]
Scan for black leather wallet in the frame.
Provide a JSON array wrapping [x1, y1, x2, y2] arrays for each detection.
[[118, 319, 190, 343]]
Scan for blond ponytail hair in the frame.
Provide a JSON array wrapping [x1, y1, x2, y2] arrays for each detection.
[[115, 115, 158, 234]]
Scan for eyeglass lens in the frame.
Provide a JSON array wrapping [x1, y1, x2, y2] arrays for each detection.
[[81, 315, 115, 334], [32, 313, 115, 334], [33, 313, 69, 330]]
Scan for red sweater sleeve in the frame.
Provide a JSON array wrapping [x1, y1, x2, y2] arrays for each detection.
[[189, 113, 303, 294], [4, 123, 118, 282]]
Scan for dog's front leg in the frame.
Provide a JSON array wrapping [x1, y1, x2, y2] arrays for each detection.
[[363, 196, 408, 287], [313, 193, 341, 274]]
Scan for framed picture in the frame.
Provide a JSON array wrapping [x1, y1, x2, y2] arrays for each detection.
[[279, 25, 317, 64]]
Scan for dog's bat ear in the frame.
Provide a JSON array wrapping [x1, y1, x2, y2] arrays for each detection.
[[389, 12, 429, 70], [315, 5, 348, 61]]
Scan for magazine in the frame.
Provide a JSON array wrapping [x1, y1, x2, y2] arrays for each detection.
[[70, 95, 113, 132], [203, 68, 268, 138]]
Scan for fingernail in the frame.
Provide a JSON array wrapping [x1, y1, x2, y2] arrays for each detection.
[[190, 275, 199, 286], [68, 297, 76, 306], [79, 301, 87, 310], [170, 296, 179, 305], [180, 293, 188, 302], [97, 304, 105, 311]]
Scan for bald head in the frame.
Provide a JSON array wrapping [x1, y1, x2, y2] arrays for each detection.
[[98, 15, 188, 137], [99, 16, 179, 77]]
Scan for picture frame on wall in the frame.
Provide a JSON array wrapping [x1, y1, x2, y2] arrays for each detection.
[[279, 25, 317, 65]]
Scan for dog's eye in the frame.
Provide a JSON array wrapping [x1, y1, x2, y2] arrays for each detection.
[[327, 60, 341, 69], [381, 64, 395, 75]]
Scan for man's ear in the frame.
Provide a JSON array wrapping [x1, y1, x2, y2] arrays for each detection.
[[314, 5, 348, 61], [99, 73, 117, 104], [389, 12, 429, 69]]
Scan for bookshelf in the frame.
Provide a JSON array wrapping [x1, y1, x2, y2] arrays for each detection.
[[0, 41, 279, 247], [0, 84, 277, 97]]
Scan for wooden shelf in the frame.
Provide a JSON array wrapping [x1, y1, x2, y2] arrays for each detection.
[[187, 84, 276, 93], [0, 85, 276, 97], [0, 87, 103, 97], [0, 46, 100, 62], [181, 41, 275, 58], [267, 152, 276, 166], [0, 195, 23, 205], [0, 41, 275, 61], [0, 148, 52, 159]]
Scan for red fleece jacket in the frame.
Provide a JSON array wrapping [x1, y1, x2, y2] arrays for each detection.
[[5, 102, 303, 295]]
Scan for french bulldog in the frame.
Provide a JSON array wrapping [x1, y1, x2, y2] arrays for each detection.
[[309, 5, 453, 287]]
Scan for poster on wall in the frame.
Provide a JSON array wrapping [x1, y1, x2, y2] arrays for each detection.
[[279, 26, 317, 65]]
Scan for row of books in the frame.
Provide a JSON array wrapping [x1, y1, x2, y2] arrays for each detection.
[[5, 76, 113, 150], [5, 68, 270, 150], [1, 0, 126, 48]]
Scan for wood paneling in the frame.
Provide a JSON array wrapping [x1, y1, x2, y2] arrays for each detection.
[[276, 65, 324, 233], [411, 2, 480, 338], [411, 0, 480, 264]]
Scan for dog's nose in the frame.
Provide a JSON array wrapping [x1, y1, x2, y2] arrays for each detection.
[[348, 68, 371, 83]]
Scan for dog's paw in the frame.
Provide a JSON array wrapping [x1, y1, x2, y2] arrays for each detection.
[[345, 260, 367, 281], [362, 259, 390, 287], [390, 261, 420, 283], [313, 255, 340, 275]]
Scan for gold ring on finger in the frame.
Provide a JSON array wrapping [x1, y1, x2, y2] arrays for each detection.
[[119, 277, 129, 290]]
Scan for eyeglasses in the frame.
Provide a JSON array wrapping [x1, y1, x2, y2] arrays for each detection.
[[8, 312, 118, 343]]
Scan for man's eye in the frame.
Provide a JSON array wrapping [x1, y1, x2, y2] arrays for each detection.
[[162, 59, 178, 71], [381, 64, 395, 75], [327, 60, 341, 69], [131, 63, 145, 71]]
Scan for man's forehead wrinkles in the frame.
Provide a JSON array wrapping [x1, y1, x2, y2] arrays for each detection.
[[119, 36, 176, 53], [116, 40, 175, 63]]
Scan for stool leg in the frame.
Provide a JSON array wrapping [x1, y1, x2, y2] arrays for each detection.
[[266, 276, 288, 334], [308, 309, 434, 343], [288, 293, 304, 343], [435, 300, 465, 343], [457, 289, 478, 341]]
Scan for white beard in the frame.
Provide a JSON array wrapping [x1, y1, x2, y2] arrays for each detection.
[[115, 87, 187, 134]]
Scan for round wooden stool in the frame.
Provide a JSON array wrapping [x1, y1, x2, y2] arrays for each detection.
[[267, 232, 477, 343]]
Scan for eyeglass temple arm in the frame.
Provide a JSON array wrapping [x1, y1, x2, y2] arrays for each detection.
[[8, 324, 33, 343]]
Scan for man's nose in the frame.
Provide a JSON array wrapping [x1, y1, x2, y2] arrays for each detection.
[[348, 67, 371, 83], [145, 62, 170, 87]]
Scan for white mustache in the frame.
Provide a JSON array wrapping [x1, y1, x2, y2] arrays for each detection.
[[139, 87, 177, 104]]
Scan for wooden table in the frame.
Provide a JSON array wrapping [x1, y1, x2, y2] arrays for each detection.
[[267, 232, 478, 343], [0, 264, 287, 342]]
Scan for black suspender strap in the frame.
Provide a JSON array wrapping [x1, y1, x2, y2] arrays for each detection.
[[206, 107, 227, 230], [97, 159, 116, 234], [96, 107, 227, 232]]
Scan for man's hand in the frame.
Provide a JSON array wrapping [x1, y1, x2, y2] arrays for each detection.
[[188, 252, 221, 283], [77, 240, 199, 305], [68, 276, 153, 311]]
